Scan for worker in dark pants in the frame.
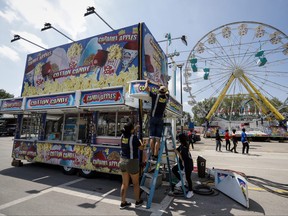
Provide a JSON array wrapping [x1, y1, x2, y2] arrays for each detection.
[[241, 128, 249, 154], [188, 129, 195, 150], [172, 133, 194, 198], [230, 129, 238, 153], [215, 129, 222, 152]]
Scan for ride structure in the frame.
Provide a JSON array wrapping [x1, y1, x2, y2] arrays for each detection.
[[184, 21, 288, 139]]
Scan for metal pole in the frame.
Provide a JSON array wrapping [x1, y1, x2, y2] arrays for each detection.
[[52, 27, 75, 42], [177, 64, 184, 133]]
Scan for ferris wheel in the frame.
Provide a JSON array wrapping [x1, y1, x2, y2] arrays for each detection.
[[184, 21, 288, 121]]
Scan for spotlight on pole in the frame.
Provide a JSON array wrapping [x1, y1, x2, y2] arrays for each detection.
[[10, 35, 20, 43], [84, 6, 115, 31], [181, 35, 188, 46], [11, 34, 47, 50], [41, 22, 74, 42]]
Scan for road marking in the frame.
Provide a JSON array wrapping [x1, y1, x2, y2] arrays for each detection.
[[58, 184, 174, 214], [0, 176, 174, 215], [0, 178, 84, 210], [32, 175, 50, 182], [248, 186, 288, 193]]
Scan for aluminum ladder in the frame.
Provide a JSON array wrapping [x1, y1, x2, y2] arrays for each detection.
[[140, 122, 187, 209]]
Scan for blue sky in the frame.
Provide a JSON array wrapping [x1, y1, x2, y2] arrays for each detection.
[[0, 0, 287, 114]]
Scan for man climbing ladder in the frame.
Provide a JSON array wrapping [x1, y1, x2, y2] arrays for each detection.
[[144, 79, 170, 161]]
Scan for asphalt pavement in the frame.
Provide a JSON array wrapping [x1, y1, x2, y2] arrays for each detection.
[[0, 135, 287, 216]]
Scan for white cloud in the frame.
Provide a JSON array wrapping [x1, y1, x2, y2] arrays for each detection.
[[0, 45, 20, 62], [10, 30, 48, 53], [6, 0, 96, 40], [0, 7, 20, 23]]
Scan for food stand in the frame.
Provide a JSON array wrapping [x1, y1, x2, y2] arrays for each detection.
[[0, 23, 182, 177]]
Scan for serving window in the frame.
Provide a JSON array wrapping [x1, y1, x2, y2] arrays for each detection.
[[21, 113, 41, 140], [97, 111, 137, 137], [45, 114, 63, 140], [19, 110, 140, 142]]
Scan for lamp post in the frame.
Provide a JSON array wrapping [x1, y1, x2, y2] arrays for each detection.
[[11, 34, 47, 50], [84, 6, 115, 31], [158, 34, 187, 134], [177, 63, 184, 133], [41, 23, 75, 42]]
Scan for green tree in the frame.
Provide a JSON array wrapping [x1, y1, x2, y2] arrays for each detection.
[[191, 94, 287, 126], [0, 89, 14, 99]]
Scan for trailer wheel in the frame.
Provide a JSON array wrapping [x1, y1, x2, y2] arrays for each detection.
[[62, 166, 77, 175], [79, 169, 95, 178]]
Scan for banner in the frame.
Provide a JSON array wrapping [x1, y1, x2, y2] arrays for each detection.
[[21, 24, 140, 97]]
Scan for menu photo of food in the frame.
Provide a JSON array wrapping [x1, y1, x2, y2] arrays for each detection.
[[79, 37, 108, 79], [98, 44, 122, 80], [121, 41, 138, 71], [67, 42, 83, 68], [43, 47, 69, 83], [91, 148, 121, 173]]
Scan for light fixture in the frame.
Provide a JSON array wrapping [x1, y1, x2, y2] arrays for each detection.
[[84, 6, 114, 31], [11, 34, 47, 50], [158, 35, 188, 46], [41, 23, 74, 42]]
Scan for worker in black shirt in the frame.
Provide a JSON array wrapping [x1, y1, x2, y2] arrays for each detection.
[[119, 122, 144, 209], [144, 79, 169, 161]]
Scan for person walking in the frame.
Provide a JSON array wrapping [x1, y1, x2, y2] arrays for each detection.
[[172, 133, 194, 198], [119, 122, 144, 209], [241, 128, 249, 154], [224, 129, 231, 151], [187, 129, 195, 150], [144, 79, 169, 161], [230, 129, 238, 153], [215, 129, 223, 152]]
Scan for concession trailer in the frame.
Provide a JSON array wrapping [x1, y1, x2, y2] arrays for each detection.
[[0, 23, 182, 177]]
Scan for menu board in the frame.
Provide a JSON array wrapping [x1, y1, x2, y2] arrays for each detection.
[[0, 98, 23, 111], [25, 93, 76, 110]]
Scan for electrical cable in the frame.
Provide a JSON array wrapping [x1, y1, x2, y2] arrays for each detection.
[[193, 184, 219, 196]]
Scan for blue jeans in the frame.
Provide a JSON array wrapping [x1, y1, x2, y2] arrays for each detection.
[[216, 140, 221, 151]]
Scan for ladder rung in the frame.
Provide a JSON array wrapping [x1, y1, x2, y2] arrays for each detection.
[[148, 160, 157, 164], [144, 172, 153, 179], [140, 186, 150, 195]]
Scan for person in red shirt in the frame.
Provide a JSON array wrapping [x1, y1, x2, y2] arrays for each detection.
[[224, 129, 231, 151]]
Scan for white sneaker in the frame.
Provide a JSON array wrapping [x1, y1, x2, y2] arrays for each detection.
[[186, 191, 194, 198], [175, 180, 182, 187], [175, 180, 188, 188]]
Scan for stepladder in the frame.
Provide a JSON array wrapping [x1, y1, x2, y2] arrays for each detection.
[[140, 122, 187, 209]]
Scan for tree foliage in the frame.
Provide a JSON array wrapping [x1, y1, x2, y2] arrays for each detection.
[[191, 95, 287, 126], [0, 89, 14, 99]]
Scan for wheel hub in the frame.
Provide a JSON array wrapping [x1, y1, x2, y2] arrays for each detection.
[[233, 68, 244, 78]]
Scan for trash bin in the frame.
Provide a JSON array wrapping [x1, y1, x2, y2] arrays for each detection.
[[197, 156, 206, 178]]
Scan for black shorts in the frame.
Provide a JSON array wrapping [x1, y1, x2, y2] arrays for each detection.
[[119, 158, 139, 174]]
